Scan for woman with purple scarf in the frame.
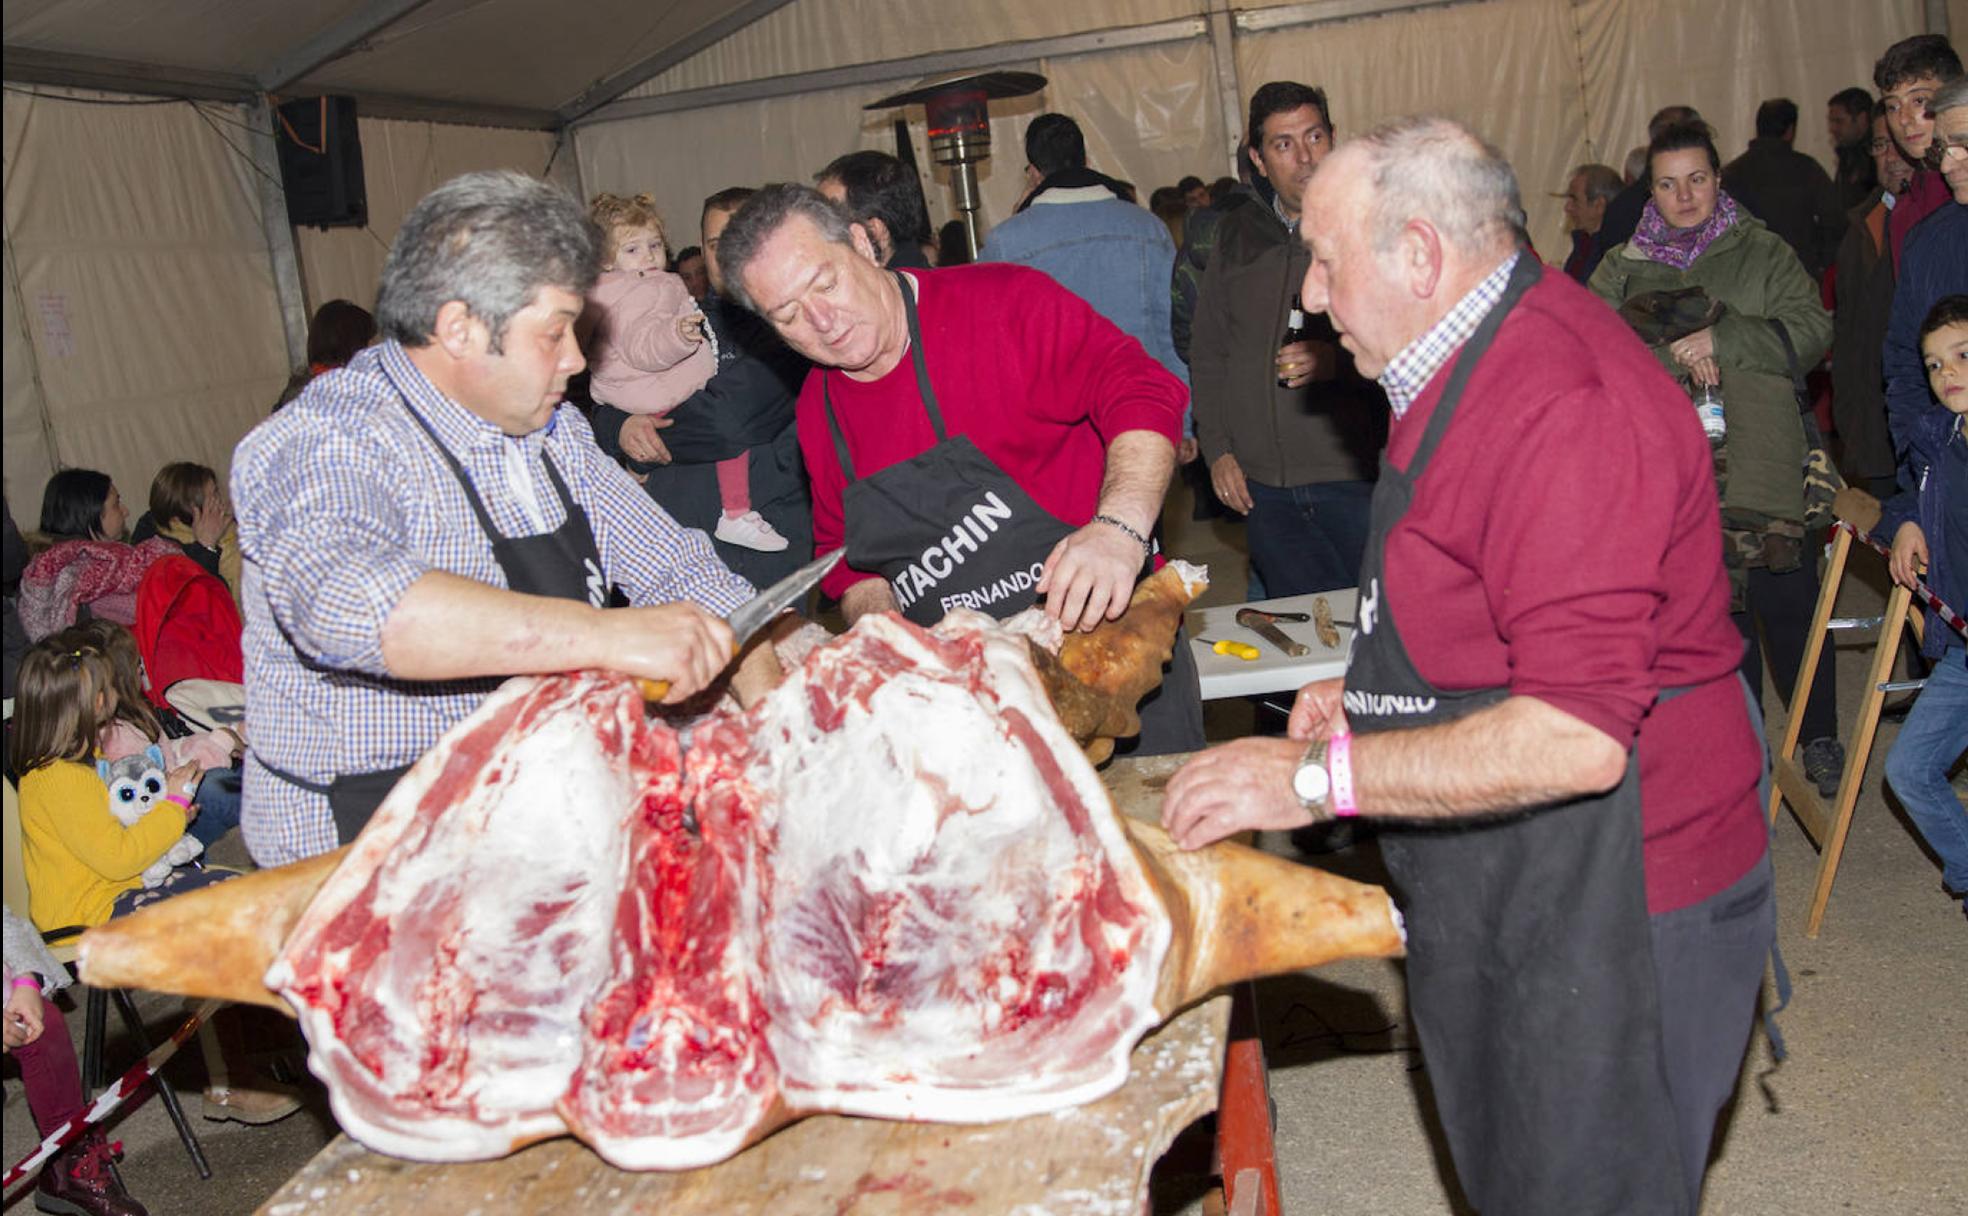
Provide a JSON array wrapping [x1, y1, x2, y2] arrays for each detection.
[[1591, 121, 1842, 794]]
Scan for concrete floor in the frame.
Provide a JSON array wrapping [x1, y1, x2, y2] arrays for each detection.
[[5, 479, 1962, 1215]]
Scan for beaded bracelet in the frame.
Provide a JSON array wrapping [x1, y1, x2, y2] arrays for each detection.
[[1091, 513, 1152, 557]]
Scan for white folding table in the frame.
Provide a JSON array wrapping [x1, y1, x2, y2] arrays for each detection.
[[1185, 589, 1357, 701]]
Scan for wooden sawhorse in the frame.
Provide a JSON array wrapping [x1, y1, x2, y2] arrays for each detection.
[[1769, 490, 1926, 936]]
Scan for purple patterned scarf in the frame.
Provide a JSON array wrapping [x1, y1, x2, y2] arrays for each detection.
[[1630, 190, 1741, 271]]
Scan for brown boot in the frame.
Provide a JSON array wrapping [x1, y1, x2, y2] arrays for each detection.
[[202, 1077, 303, 1124], [34, 1130, 149, 1216]]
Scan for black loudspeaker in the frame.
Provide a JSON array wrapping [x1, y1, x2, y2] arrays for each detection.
[[273, 96, 367, 229]]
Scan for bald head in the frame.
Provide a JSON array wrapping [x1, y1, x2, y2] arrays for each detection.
[[1299, 117, 1524, 377]]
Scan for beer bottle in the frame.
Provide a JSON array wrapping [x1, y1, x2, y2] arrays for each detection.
[[1277, 293, 1310, 388]]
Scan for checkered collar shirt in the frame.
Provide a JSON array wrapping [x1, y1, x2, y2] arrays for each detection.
[[1377, 251, 1521, 419], [230, 340, 753, 867]]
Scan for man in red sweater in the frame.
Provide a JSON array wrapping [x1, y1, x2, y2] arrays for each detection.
[[1164, 118, 1773, 1215], [717, 183, 1202, 753]]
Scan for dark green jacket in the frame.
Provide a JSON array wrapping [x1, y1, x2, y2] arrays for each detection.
[[1589, 215, 1831, 523]]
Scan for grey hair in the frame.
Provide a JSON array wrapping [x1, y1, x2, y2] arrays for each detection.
[[714, 183, 857, 313], [1346, 116, 1527, 258], [1932, 75, 1968, 118], [376, 170, 599, 353], [1570, 162, 1624, 206]]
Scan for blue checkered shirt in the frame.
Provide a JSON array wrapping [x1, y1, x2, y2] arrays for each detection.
[[231, 341, 753, 866], [1377, 252, 1521, 419]]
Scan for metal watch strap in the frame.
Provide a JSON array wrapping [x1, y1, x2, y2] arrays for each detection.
[[1296, 736, 1331, 816]]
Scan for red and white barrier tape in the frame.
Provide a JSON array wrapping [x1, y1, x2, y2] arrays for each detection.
[[1836, 520, 1968, 641], [2, 998, 220, 1190]]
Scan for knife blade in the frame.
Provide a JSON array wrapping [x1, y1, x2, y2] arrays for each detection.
[[1235, 607, 1309, 657], [638, 549, 845, 701]]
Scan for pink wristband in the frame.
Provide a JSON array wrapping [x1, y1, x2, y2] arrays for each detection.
[[164, 793, 192, 809], [1327, 731, 1357, 817], [10, 975, 39, 992]]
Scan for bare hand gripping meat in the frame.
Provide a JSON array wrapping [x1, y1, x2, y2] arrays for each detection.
[[78, 571, 1404, 1170]]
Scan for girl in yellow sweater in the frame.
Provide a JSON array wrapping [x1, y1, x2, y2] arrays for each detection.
[[11, 636, 204, 936]]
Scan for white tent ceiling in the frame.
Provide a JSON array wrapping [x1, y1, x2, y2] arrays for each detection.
[[2, 0, 798, 127]]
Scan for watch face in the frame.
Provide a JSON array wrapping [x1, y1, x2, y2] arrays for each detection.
[[1293, 761, 1331, 804]]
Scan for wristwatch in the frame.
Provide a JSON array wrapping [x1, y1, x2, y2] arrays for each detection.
[[1292, 737, 1332, 814]]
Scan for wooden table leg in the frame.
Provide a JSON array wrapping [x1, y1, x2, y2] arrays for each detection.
[[1217, 981, 1280, 1216]]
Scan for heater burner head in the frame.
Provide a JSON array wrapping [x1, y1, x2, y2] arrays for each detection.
[[864, 70, 1048, 111]]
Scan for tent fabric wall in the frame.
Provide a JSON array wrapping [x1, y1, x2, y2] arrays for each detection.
[[293, 117, 557, 319], [579, 37, 1223, 254], [1, 89, 290, 530], [3, 231, 57, 532], [1238, 0, 1590, 256], [590, 0, 1935, 268], [1240, 0, 1925, 257]]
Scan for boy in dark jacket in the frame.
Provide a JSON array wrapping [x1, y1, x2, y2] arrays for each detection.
[[1876, 294, 1968, 915]]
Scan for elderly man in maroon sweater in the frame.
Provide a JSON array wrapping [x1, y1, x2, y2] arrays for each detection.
[[1164, 118, 1774, 1215], [718, 183, 1203, 754]]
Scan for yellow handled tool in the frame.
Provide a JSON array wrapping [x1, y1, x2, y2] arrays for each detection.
[[1198, 637, 1260, 661], [637, 550, 844, 702]]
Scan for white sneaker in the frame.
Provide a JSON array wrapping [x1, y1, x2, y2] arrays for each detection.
[[715, 511, 790, 552]]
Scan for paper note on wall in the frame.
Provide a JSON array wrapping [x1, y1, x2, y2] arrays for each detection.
[[37, 293, 73, 359]]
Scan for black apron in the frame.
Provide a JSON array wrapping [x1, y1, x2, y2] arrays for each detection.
[[823, 271, 1077, 627], [823, 272, 1204, 755], [1345, 255, 1689, 1215], [263, 402, 620, 845]]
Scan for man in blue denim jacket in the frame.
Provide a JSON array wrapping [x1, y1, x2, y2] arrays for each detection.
[[979, 112, 1191, 445]]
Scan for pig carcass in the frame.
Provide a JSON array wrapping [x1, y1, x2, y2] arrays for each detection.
[[82, 573, 1404, 1170]]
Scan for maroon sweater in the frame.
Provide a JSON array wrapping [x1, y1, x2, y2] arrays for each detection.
[[797, 264, 1187, 602], [1384, 270, 1766, 915]]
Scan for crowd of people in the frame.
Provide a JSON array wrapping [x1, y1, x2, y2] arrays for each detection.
[[3, 27, 1963, 1216]]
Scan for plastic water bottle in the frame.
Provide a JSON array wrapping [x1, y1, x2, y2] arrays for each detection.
[[1694, 382, 1726, 443]]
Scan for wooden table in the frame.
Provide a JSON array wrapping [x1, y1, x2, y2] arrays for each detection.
[[257, 757, 1261, 1216]]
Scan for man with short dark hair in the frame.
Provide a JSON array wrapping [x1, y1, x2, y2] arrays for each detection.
[[233, 171, 751, 866], [1555, 161, 1621, 282], [1827, 86, 1879, 213], [980, 111, 1187, 411], [718, 184, 1204, 754], [1885, 75, 1968, 474], [1723, 97, 1844, 277], [673, 245, 708, 300], [1189, 81, 1385, 598], [1830, 110, 1919, 497], [814, 150, 934, 270], [1178, 174, 1208, 210], [1876, 32, 1964, 271]]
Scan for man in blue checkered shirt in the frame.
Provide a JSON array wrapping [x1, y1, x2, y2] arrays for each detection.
[[231, 171, 754, 867]]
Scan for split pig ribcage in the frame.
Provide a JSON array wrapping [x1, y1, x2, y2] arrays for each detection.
[[274, 610, 1170, 1170]]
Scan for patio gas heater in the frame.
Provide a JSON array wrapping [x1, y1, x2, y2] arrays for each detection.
[[866, 69, 1046, 260]]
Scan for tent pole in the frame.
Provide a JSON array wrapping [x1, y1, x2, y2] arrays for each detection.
[[1205, 0, 1246, 177], [244, 97, 311, 371], [1927, 0, 1949, 36]]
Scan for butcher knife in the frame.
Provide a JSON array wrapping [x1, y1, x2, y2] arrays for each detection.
[[637, 549, 845, 701], [1235, 607, 1310, 657]]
